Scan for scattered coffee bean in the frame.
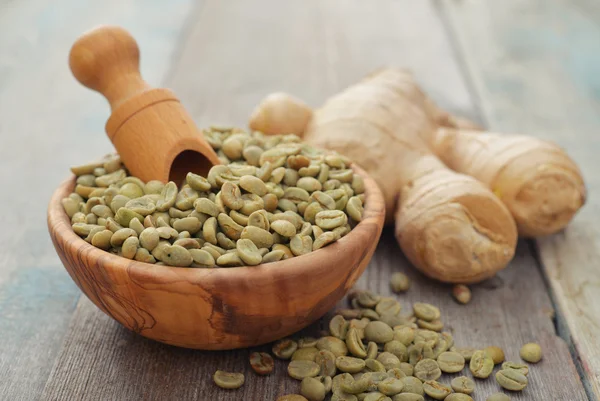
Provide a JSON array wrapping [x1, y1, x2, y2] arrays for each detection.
[[470, 350, 495, 379], [520, 342, 542, 363], [451, 376, 475, 394], [485, 346, 505, 364], [422, 380, 451, 400], [213, 370, 245, 389], [501, 361, 529, 376], [452, 284, 471, 304], [496, 369, 528, 391], [249, 352, 274, 375]]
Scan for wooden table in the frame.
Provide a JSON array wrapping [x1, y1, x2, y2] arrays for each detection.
[[1, 1, 598, 400]]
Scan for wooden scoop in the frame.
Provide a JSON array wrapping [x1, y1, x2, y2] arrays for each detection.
[[69, 25, 221, 183]]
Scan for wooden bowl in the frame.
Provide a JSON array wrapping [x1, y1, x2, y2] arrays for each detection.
[[47, 165, 385, 350]]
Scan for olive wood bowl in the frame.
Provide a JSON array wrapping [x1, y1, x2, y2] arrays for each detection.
[[47, 165, 385, 350]]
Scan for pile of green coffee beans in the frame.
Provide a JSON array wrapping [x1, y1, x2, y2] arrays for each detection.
[[213, 289, 542, 401], [62, 128, 366, 267]]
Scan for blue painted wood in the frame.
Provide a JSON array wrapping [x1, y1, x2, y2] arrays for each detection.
[[0, 0, 194, 399]]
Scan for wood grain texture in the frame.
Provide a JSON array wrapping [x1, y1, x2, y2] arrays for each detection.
[[69, 25, 221, 182], [442, 0, 600, 397], [47, 167, 384, 350], [0, 1, 194, 400], [40, 1, 588, 400]]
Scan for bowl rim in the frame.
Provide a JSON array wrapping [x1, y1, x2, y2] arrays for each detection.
[[47, 163, 385, 285]]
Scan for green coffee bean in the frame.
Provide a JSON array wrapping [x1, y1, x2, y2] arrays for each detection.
[[330, 315, 349, 340], [450, 376, 475, 395], [110, 228, 137, 247], [235, 238, 261, 265], [394, 327, 416, 346], [392, 394, 424, 401], [315, 210, 347, 230], [363, 392, 390, 401], [384, 341, 408, 362], [262, 250, 285, 263], [400, 376, 424, 395], [360, 309, 380, 321], [365, 321, 394, 343], [341, 375, 370, 394], [174, 186, 199, 210], [431, 339, 449, 359], [215, 252, 243, 267], [213, 370, 244, 389], [313, 231, 339, 250], [397, 362, 413, 377], [156, 226, 178, 240], [241, 225, 274, 248], [292, 347, 319, 362], [288, 360, 320, 380], [412, 303, 440, 322], [121, 237, 139, 259], [134, 247, 156, 263], [484, 346, 505, 365], [272, 219, 297, 237], [437, 351, 465, 373], [366, 342, 378, 360], [452, 347, 477, 362], [276, 396, 309, 401], [300, 377, 326, 401], [173, 238, 200, 249], [470, 350, 494, 379], [273, 339, 298, 359], [317, 336, 348, 357], [221, 181, 244, 210], [414, 358, 441, 381], [172, 216, 202, 234], [315, 350, 337, 377], [502, 361, 529, 376], [377, 377, 404, 396], [336, 356, 366, 373], [520, 342, 542, 363], [496, 369, 528, 391], [345, 328, 367, 358], [445, 394, 474, 401], [289, 235, 313, 256], [91, 229, 113, 250], [129, 218, 145, 235], [375, 298, 402, 316], [365, 358, 386, 373], [378, 352, 401, 370], [422, 380, 451, 400], [417, 319, 443, 332], [114, 208, 143, 227], [159, 245, 192, 267], [189, 249, 215, 267]]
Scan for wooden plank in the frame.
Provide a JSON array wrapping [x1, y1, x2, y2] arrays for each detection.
[[41, 1, 587, 400], [441, 0, 600, 398], [0, 0, 194, 399]]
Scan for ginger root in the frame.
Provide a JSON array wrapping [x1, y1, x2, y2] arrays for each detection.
[[301, 68, 517, 283], [431, 128, 586, 237], [249, 92, 312, 136], [248, 68, 586, 282]]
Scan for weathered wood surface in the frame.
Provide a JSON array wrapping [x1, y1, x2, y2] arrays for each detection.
[[38, 1, 588, 400], [0, 1, 194, 400], [442, 0, 600, 398]]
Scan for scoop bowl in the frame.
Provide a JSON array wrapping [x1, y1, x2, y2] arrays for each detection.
[[47, 165, 385, 350]]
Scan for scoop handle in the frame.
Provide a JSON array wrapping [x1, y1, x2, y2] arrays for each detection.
[[69, 25, 150, 110], [68, 25, 221, 183]]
